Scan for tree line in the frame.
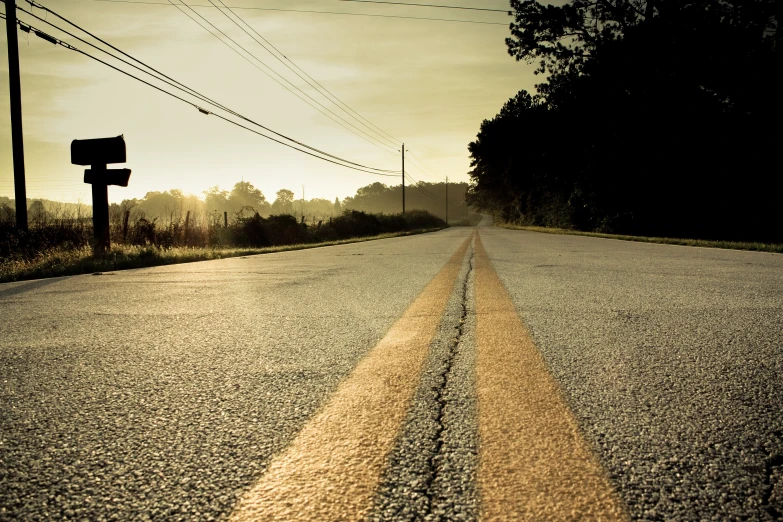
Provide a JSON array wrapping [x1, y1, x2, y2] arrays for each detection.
[[111, 180, 470, 225], [0, 179, 471, 227], [467, 0, 780, 241]]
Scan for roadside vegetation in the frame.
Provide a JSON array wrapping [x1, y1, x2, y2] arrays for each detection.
[[499, 223, 783, 254], [0, 208, 446, 283]]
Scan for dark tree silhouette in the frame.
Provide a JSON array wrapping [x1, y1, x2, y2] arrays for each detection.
[[468, 0, 781, 241]]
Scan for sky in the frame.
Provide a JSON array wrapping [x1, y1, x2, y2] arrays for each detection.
[[0, 0, 538, 204]]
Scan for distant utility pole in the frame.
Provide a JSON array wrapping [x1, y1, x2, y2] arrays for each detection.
[[401, 144, 405, 214], [5, 0, 28, 231], [445, 176, 448, 224], [302, 185, 305, 218]]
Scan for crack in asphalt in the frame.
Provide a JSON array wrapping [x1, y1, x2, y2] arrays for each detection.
[[421, 250, 473, 520], [368, 244, 477, 522]]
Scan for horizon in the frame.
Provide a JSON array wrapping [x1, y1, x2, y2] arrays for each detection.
[[0, 177, 470, 208]]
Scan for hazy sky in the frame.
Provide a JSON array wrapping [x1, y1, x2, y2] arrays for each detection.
[[1, 0, 538, 204]]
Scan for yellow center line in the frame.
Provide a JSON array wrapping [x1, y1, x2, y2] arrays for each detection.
[[230, 233, 474, 522], [474, 232, 628, 521]]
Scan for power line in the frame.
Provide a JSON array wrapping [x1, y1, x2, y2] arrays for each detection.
[[403, 152, 443, 182], [406, 157, 443, 182], [88, 0, 510, 25], [10, 11, 400, 177], [404, 170, 439, 194], [407, 150, 442, 176], [167, 0, 400, 155], [406, 150, 444, 180], [404, 172, 443, 200], [211, 0, 402, 149], [406, 179, 440, 201], [19, 3, 399, 174], [6, 5, 461, 192], [322, 0, 510, 14], [208, 0, 400, 149]]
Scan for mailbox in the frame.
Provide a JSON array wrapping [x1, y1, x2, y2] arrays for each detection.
[[71, 135, 132, 254], [71, 135, 126, 166], [84, 168, 131, 187]]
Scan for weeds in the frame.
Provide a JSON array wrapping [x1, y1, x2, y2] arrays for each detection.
[[0, 209, 446, 283], [499, 223, 783, 253]]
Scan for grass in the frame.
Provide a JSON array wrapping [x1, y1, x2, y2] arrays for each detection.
[[498, 223, 783, 253], [0, 228, 444, 284]]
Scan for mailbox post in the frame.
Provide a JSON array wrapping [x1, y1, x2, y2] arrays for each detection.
[[71, 136, 131, 255]]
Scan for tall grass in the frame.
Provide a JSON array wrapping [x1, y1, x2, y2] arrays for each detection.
[[0, 208, 446, 283]]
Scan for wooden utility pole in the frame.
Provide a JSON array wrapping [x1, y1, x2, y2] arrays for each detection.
[[5, 0, 28, 231], [401, 144, 405, 214], [445, 176, 448, 224]]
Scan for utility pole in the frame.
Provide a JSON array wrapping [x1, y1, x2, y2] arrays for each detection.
[[302, 184, 305, 220], [401, 144, 405, 214], [445, 176, 448, 224], [5, 0, 28, 231]]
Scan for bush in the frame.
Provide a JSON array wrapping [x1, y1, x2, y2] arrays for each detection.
[[0, 209, 446, 265]]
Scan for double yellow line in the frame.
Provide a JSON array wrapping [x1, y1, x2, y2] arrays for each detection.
[[230, 231, 627, 521]]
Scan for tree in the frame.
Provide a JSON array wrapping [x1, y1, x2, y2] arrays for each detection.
[[272, 189, 295, 215], [333, 197, 342, 215], [204, 186, 230, 213], [356, 182, 388, 199], [507, 0, 780, 116], [28, 200, 46, 226], [506, 0, 649, 77], [466, 91, 578, 226], [228, 181, 270, 216], [467, 0, 781, 240], [303, 198, 335, 218]]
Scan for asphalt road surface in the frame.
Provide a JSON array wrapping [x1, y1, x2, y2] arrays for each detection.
[[1, 223, 781, 521]]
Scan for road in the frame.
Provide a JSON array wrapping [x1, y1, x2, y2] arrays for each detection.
[[1, 223, 782, 521]]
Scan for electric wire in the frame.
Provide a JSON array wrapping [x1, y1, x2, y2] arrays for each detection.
[[9, 15, 399, 177], [407, 150, 443, 179], [25, 1, 234, 115], [403, 152, 444, 182], [412, 184, 441, 201], [405, 156, 443, 182], [404, 172, 442, 200], [21, 2, 400, 173], [404, 170, 439, 194], [6, 6, 455, 191], [323, 0, 509, 13], [211, 0, 402, 149], [21, 3, 400, 174], [406, 178, 439, 199], [405, 178, 440, 201], [168, 0, 401, 155], [89, 0, 510, 25]]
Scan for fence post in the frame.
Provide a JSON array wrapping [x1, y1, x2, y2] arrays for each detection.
[[122, 210, 130, 241], [184, 210, 190, 244]]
